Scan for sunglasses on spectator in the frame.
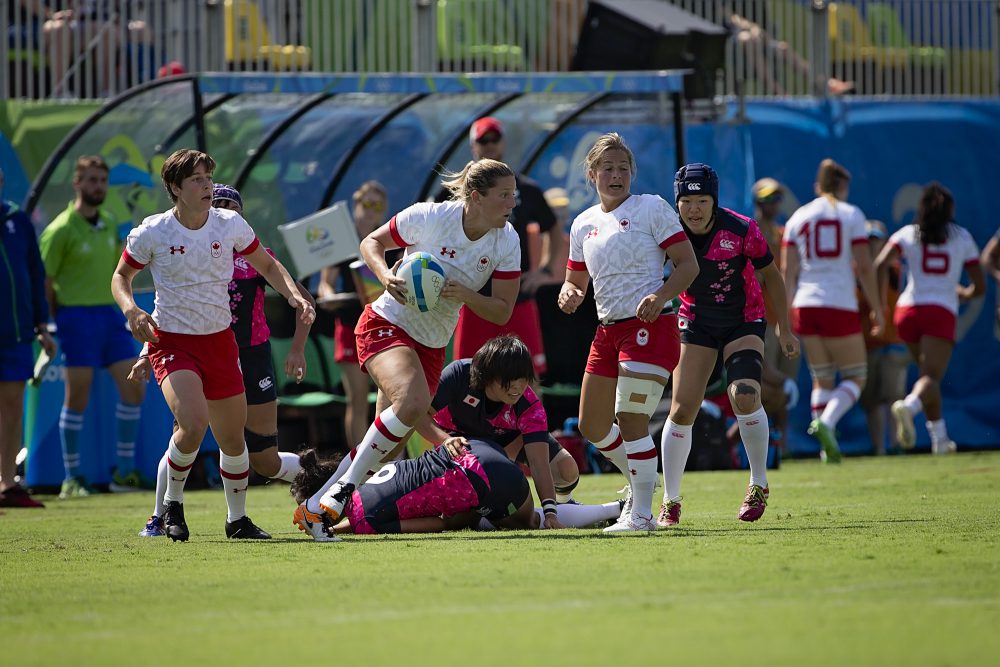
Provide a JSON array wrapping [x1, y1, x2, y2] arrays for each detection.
[[475, 134, 502, 145], [358, 200, 386, 212]]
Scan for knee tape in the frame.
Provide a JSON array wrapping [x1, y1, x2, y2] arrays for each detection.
[[841, 363, 868, 384], [244, 428, 278, 454], [725, 349, 763, 384], [809, 363, 837, 381], [615, 376, 666, 417]]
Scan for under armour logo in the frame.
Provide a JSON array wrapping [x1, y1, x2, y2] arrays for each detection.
[[585, 229, 599, 240], [169, 245, 185, 254], [232, 487, 243, 494], [371, 443, 389, 454], [746, 419, 760, 426], [162, 354, 176, 364], [376, 328, 394, 338], [440, 247, 456, 258], [629, 468, 638, 476], [170, 476, 184, 482]]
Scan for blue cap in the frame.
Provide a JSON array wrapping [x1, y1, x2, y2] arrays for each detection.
[[674, 163, 719, 205], [212, 183, 243, 211]]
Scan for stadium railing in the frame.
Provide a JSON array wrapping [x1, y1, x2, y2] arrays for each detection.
[[1, 1, 996, 100]]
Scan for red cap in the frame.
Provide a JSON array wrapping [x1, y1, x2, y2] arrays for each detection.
[[469, 117, 504, 142], [158, 61, 187, 78]]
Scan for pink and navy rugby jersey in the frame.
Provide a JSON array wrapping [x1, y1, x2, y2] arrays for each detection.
[[228, 248, 276, 347], [679, 207, 773, 325], [349, 441, 522, 530], [431, 359, 549, 447]]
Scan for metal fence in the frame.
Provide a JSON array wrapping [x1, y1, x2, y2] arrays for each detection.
[[3, 0, 997, 100]]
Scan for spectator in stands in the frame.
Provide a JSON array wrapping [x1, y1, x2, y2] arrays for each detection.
[[857, 220, 907, 455], [782, 159, 882, 463], [877, 183, 985, 455], [981, 226, 1000, 328], [39, 155, 148, 498], [558, 134, 698, 532], [132, 183, 314, 537], [0, 167, 57, 508], [318, 181, 388, 447], [436, 117, 560, 384]]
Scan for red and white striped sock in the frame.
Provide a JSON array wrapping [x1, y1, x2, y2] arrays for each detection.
[[343, 407, 410, 488], [811, 388, 833, 420], [220, 449, 250, 523], [592, 424, 628, 480], [164, 437, 197, 504], [624, 435, 658, 519], [821, 380, 861, 429]]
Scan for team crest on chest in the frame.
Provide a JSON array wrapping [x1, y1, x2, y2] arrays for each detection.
[[636, 328, 649, 346], [463, 395, 481, 407], [618, 218, 632, 232], [476, 256, 490, 272], [211, 240, 223, 258]]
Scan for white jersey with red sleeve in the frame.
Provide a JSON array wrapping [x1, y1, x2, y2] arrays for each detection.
[[782, 196, 868, 311], [567, 193, 686, 323], [123, 208, 259, 335], [889, 222, 980, 314], [371, 200, 521, 348]]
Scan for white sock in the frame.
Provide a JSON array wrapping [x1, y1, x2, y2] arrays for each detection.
[[927, 418, 949, 445], [341, 407, 411, 488], [153, 451, 168, 517], [811, 388, 833, 420], [624, 435, 657, 519], [219, 448, 250, 522], [536, 501, 622, 528], [164, 437, 197, 503], [820, 380, 861, 429], [592, 424, 628, 482], [476, 517, 497, 531], [269, 451, 302, 483], [902, 394, 923, 416], [660, 419, 692, 502], [737, 407, 771, 488]]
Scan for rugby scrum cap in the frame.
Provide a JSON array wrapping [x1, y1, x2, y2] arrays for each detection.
[[212, 183, 243, 210], [674, 163, 719, 205]]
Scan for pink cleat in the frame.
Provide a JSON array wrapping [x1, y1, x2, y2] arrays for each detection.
[[738, 484, 769, 522], [656, 498, 682, 528]]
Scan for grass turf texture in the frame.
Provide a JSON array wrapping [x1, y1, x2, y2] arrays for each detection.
[[2, 452, 998, 666]]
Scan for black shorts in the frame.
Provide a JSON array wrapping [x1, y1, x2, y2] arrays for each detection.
[[240, 341, 277, 406], [514, 434, 563, 465], [472, 441, 531, 523], [679, 317, 767, 351]]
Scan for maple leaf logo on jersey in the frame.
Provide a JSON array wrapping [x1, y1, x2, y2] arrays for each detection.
[[476, 256, 490, 272], [636, 328, 649, 346], [462, 395, 481, 407], [169, 245, 185, 255], [440, 247, 456, 258], [618, 218, 632, 232], [211, 240, 223, 258]]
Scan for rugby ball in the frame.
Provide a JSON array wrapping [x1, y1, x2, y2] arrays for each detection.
[[395, 252, 446, 312]]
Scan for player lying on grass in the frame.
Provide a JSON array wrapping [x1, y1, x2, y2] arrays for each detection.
[[290, 440, 622, 540]]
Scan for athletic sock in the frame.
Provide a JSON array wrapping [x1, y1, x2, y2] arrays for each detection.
[[115, 401, 142, 475], [737, 407, 771, 488], [538, 501, 623, 528], [624, 435, 657, 519], [592, 424, 628, 481], [902, 393, 923, 416], [820, 380, 861, 429], [59, 407, 84, 479], [269, 451, 302, 483], [810, 388, 832, 421], [153, 451, 167, 517], [927, 418, 950, 446], [341, 407, 411, 487], [220, 448, 250, 522], [164, 437, 197, 503], [660, 419, 692, 502]]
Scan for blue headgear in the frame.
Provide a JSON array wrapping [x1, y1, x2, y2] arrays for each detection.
[[212, 183, 243, 211], [673, 163, 720, 206]]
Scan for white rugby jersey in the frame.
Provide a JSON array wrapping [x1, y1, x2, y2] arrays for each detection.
[[782, 196, 868, 311], [567, 194, 686, 323], [123, 208, 259, 335], [371, 200, 521, 348], [888, 223, 980, 314]]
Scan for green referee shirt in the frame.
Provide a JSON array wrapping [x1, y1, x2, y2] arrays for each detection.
[[39, 201, 121, 306]]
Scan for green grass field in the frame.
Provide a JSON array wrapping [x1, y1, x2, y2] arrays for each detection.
[[2, 452, 999, 666]]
